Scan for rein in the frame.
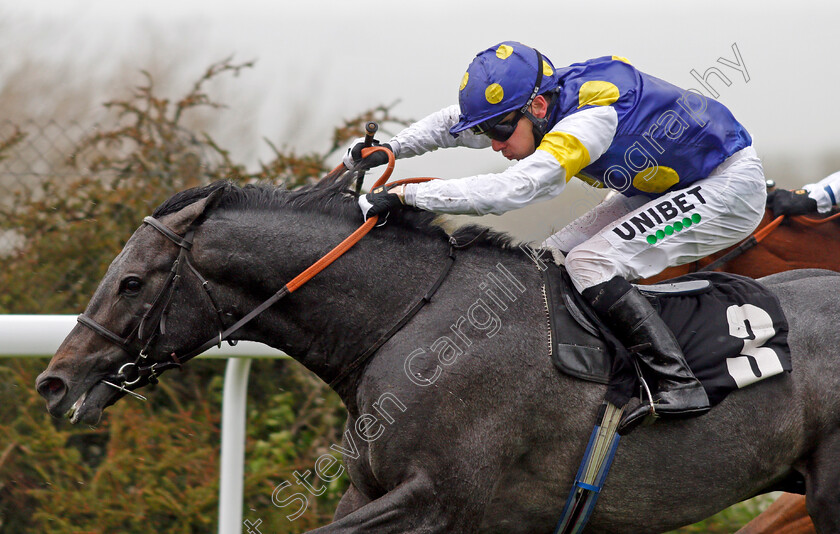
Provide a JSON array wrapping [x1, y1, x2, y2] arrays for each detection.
[[77, 146, 459, 399], [790, 210, 840, 226], [697, 214, 785, 272]]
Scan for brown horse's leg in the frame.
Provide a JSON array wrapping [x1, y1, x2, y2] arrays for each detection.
[[735, 494, 814, 534], [333, 483, 371, 521]]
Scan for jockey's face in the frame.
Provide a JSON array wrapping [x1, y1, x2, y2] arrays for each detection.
[[490, 95, 549, 161], [490, 114, 534, 160]]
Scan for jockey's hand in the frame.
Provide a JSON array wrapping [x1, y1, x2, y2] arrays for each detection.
[[343, 137, 393, 170], [358, 184, 405, 222], [769, 188, 818, 216]]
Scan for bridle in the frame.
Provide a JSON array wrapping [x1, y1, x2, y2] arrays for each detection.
[[77, 216, 232, 400], [75, 146, 465, 401]]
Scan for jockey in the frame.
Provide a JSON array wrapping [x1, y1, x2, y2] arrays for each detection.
[[349, 41, 766, 427], [769, 170, 840, 216]]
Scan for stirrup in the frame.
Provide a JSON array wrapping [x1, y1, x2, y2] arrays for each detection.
[[617, 356, 658, 434]]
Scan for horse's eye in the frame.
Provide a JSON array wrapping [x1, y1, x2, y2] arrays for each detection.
[[120, 277, 143, 296]]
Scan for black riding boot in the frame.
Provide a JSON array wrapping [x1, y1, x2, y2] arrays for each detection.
[[582, 277, 710, 429]]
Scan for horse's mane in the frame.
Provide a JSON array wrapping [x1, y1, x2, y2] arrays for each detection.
[[152, 170, 522, 250]]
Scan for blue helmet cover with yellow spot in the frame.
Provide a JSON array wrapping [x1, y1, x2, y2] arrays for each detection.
[[450, 41, 560, 136]]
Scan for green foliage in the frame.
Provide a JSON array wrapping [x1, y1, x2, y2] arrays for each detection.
[[240, 362, 349, 532], [0, 126, 25, 163], [1, 358, 225, 533], [668, 494, 778, 533], [0, 58, 410, 532], [0, 357, 349, 533]]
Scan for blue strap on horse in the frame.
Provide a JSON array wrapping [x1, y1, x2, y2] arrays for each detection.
[[554, 401, 624, 534]]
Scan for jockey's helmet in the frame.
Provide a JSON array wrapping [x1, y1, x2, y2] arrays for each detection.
[[449, 41, 560, 138]]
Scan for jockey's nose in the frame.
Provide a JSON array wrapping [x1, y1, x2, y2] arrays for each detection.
[[491, 139, 506, 152]]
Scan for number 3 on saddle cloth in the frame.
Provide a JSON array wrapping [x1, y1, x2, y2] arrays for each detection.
[[542, 263, 792, 409]]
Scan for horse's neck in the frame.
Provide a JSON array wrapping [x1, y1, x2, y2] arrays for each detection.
[[198, 213, 527, 403]]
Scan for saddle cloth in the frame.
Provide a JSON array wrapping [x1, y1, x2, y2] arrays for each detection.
[[543, 264, 791, 407]]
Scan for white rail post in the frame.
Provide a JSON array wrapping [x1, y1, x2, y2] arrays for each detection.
[[218, 357, 253, 534]]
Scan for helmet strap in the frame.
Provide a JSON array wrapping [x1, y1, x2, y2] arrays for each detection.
[[519, 49, 544, 115], [520, 49, 552, 145], [524, 88, 558, 146]]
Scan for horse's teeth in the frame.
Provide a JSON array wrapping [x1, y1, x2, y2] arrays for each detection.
[[67, 391, 88, 424]]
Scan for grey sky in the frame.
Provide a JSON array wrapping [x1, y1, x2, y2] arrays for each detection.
[[5, 0, 839, 238]]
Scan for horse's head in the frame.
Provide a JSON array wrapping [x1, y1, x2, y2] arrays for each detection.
[[35, 186, 228, 425]]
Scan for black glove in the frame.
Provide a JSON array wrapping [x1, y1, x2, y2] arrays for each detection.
[[358, 185, 404, 221], [768, 188, 818, 216], [348, 141, 392, 170]]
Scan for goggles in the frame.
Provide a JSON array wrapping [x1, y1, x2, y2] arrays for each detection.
[[471, 111, 523, 142]]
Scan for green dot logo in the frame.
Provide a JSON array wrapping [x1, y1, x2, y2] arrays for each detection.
[[643, 212, 701, 246]]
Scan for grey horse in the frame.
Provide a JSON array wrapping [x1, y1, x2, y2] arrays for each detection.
[[36, 175, 840, 533]]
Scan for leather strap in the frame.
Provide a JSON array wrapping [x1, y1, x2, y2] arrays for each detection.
[[77, 314, 132, 352], [328, 242, 457, 389]]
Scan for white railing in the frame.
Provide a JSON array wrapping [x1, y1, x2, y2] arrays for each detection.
[[0, 315, 288, 534]]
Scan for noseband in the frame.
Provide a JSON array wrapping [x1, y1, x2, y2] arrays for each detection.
[[77, 216, 232, 400]]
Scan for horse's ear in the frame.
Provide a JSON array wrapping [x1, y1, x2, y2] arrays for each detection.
[[161, 187, 226, 235]]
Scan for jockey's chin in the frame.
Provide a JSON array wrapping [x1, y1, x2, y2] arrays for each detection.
[[490, 126, 537, 161], [502, 148, 535, 161], [493, 142, 535, 161]]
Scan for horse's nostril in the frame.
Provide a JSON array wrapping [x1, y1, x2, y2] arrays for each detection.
[[37, 376, 67, 400]]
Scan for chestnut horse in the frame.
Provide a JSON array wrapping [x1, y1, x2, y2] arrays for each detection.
[[643, 206, 840, 534], [643, 208, 840, 284]]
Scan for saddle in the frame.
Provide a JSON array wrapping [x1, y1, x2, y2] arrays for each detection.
[[543, 263, 792, 407]]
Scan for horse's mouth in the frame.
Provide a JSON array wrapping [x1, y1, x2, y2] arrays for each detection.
[[65, 381, 117, 425]]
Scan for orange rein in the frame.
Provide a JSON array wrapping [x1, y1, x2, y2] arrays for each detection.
[[287, 146, 434, 293], [791, 210, 840, 226], [751, 210, 840, 247]]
